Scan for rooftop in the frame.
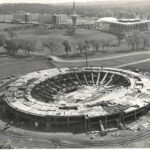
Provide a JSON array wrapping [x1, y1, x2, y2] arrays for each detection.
[[96, 17, 150, 25], [4, 67, 150, 118]]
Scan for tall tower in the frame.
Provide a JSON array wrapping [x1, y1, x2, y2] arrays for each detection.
[[73, 1, 76, 15], [71, 1, 78, 26]]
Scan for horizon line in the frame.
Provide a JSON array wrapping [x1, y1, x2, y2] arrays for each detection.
[[0, 0, 146, 5]]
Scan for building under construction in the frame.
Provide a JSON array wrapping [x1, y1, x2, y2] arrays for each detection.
[[4, 67, 150, 132]]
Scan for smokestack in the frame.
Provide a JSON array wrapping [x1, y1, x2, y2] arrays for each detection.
[[73, 0, 76, 15]]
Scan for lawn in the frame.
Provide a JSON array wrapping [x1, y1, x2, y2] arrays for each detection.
[[123, 62, 150, 72], [0, 23, 141, 59], [16, 28, 117, 56], [1, 24, 150, 73], [0, 55, 54, 78], [0, 23, 149, 59], [2, 50, 150, 79]]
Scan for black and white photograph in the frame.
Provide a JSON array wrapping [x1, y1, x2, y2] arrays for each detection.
[[0, 0, 150, 148]]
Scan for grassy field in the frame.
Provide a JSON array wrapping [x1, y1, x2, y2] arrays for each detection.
[[0, 51, 150, 79], [123, 61, 150, 72], [16, 28, 118, 56], [0, 55, 54, 78], [0, 23, 141, 59], [0, 23, 148, 58], [0, 50, 150, 78], [0, 23, 150, 73]]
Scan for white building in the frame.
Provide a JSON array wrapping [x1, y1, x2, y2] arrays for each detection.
[[39, 14, 53, 24], [0, 14, 13, 22], [53, 14, 68, 25], [95, 17, 150, 35], [13, 11, 31, 23]]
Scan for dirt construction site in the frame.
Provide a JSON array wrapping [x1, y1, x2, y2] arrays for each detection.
[[1, 52, 150, 148]]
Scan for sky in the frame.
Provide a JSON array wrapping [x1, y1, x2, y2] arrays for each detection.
[[0, 0, 143, 4], [0, 0, 96, 4], [0, 0, 147, 4]]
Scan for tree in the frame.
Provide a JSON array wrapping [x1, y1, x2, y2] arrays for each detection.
[[105, 38, 113, 48], [0, 33, 7, 47], [71, 42, 77, 54], [77, 40, 89, 67], [84, 40, 91, 52], [76, 41, 85, 54], [62, 40, 71, 55], [83, 42, 89, 67], [100, 39, 108, 50], [116, 34, 124, 46], [19, 39, 36, 56], [134, 31, 141, 50], [90, 40, 101, 51], [42, 39, 57, 55], [7, 30, 17, 40], [140, 32, 150, 49], [126, 31, 141, 51], [5, 39, 20, 55], [126, 35, 135, 51], [65, 27, 76, 35]]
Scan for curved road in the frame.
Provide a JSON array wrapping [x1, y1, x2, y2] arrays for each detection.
[[49, 51, 150, 68], [50, 51, 150, 63]]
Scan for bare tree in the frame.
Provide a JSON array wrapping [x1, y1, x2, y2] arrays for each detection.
[[71, 42, 77, 54], [83, 41, 89, 67], [116, 34, 124, 46], [126, 35, 135, 51], [42, 39, 58, 55], [134, 31, 141, 50], [5, 39, 20, 56], [100, 39, 108, 50], [0, 33, 7, 47], [77, 41, 85, 54], [7, 30, 17, 40], [19, 39, 36, 56], [84, 40, 91, 52], [62, 40, 72, 55], [126, 31, 141, 51], [90, 40, 101, 51], [106, 38, 113, 48], [78, 40, 90, 66], [140, 32, 150, 49]]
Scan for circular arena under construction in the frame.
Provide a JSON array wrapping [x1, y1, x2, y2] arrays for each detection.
[[4, 67, 150, 132]]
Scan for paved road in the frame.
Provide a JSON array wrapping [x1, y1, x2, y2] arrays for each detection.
[[114, 58, 150, 68], [50, 51, 150, 68], [50, 51, 150, 63]]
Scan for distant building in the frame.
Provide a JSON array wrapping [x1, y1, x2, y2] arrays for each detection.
[[0, 14, 13, 23], [95, 17, 150, 35], [52, 14, 68, 25], [13, 11, 31, 23], [39, 13, 53, 24], [30, 13, 40, 22]]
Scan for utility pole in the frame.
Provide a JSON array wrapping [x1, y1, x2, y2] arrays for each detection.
[[85, 48, 88, 67]]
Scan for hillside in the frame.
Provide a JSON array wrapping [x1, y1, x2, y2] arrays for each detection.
[[0, 0, 150, 18]]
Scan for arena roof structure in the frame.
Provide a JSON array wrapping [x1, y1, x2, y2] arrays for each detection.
[[4, 67, 150, 132], [95, 17, 150, 35]]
